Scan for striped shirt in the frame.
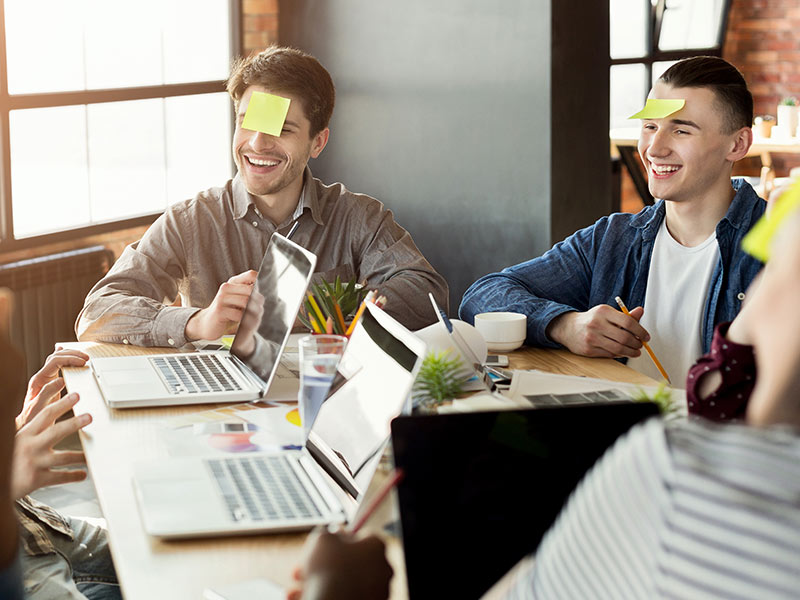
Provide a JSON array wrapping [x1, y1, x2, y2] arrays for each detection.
[[507, 417, 800, 599]]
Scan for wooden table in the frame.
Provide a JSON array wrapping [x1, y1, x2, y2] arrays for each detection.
[[611, 126, 800, 205], [61, 341, 657, 599]]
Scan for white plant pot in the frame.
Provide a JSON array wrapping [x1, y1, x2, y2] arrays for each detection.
[[777, 105, 799, 136]]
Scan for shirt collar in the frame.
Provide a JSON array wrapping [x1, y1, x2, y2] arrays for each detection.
[[720, 178, 760, 231], [231, 168, 325, 226], [630, 178, 761, 241]]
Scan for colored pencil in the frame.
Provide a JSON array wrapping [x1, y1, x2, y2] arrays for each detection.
[[348, 469, 404, 534], [614, 296, 671, 384]]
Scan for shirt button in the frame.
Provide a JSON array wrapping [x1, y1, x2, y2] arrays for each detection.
[[122, 339, 129, 344], [737, 292, 745, 301], [168, 338, 175, 346], [252, 221, 258, 227]]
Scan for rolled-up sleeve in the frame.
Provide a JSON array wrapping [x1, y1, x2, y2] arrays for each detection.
[[354, 200, 449, 331], [76, 209, 200, 347]]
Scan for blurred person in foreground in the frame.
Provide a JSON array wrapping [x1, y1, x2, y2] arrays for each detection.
[[1, 292, 120, 598], [288, 211, 800, 599]]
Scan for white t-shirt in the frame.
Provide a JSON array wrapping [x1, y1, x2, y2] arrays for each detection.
[[626, 218, 718, 387]]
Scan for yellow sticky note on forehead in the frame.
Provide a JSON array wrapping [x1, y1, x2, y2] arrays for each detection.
[[628, 98, 685, 120], [742, 179, 800, 262], [241, 91, 291, 136]]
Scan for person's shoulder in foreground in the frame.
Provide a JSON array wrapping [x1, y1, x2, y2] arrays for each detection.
[[76, 45, 447, 346], [509, 208, 800, 599], [459, 55, 764, 365], [505, 416, 800, 600]]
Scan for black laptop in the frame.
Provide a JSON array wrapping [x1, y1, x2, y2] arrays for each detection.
[[391, 402, 660, 599]]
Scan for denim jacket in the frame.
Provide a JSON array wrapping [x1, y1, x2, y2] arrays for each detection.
[[459, 179, 765, 356]]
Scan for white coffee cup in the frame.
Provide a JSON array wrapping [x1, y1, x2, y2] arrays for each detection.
[[473, 312, 527, 352]]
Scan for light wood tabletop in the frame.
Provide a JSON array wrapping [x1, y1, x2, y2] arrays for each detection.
[[61, 340, 657, 599]]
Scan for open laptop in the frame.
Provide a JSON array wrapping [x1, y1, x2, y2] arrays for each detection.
[[392, 402, 659, 599], [90, 233, 316, 408], [132, 302, 426, 538]]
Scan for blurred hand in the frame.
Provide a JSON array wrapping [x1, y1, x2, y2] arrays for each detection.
[[547, 304, 649, 358], [12, 392, 91, 499], [16, 347, 89, 430], [287, 530, 392, 600], [234, 287, 265, 357], [185, 270, 258, 342]]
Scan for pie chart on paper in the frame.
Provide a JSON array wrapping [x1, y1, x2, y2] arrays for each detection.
[[286, 408, 301, 427]]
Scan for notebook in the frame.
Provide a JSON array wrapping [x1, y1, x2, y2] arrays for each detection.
[[133, 302, 426, 538], [90, 233, 315, 408], [391, 402, 660, 599]]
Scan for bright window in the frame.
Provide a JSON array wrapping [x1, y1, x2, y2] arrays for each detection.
[[1, 0, 236, 243], [609, 0, 732, 132]]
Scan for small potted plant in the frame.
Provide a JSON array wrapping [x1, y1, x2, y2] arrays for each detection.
[[412, 350, 471, 412], [777, 96, 798, 137], [753, 114, 776, 138]]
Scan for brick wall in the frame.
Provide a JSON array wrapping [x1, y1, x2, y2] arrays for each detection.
[[724, 0, 800, 176], [242, 0, 279, 55]]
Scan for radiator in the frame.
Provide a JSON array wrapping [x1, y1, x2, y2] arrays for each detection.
[[0, 246, 114, 379]]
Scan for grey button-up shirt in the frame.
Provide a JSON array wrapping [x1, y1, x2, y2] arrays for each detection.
[[76, 168, 448, 346]]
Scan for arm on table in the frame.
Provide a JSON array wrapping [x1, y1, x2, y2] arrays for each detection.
[[354, 203, 449, 331], [75, 210, 200, 347], [458, 220, 648, 358]]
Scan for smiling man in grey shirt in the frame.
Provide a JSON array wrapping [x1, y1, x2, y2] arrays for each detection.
[[76, 46, 447, 346]]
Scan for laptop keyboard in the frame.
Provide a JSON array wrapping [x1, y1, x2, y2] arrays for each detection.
[[207, 456, 323, 522], [524, 389, 635, 406], [150, 355, 243, 394]]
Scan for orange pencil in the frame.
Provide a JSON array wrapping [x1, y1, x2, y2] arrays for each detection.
[[344, 290, 376, 337], [614, 296, 671, 384]]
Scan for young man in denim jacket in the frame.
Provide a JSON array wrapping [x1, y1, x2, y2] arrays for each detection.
[[459, 56, 765, 385]]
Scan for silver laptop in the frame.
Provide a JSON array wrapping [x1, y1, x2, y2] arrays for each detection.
[[90, 233, 316, 408], [132, 302, 426, 538]]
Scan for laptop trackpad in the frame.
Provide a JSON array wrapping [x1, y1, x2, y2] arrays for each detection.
[[135, 465, 225, 536], [103, 370, 152, 386]]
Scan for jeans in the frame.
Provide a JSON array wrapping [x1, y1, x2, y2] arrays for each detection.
[[21, 517, 120, 600]]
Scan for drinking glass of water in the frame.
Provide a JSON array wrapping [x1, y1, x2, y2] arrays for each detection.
[[298, 334, 347, 437]]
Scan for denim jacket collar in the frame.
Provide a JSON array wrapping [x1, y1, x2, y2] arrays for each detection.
[[628, 177, 757, 243]]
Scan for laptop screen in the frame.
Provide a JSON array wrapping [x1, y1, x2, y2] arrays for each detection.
[[391, 403, 659, 599], [306, 303, 425, 503], [230, 233, 316, 384]]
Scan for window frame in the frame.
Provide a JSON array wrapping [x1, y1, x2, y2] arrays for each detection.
[[610, 0, 733, 96], [0, 0, 242, 252]]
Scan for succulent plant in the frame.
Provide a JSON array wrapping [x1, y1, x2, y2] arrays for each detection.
[[633, 383, 678, 417], [779, 96, 798, 106], [412, 350, 471, 410]]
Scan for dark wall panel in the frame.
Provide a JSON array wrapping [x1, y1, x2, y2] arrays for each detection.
[[279, 0, 552, 310]]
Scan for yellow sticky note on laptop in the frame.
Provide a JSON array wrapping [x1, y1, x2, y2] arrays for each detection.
[[742, 179, 800, 262], [241, 91, 291, 137], [628, 98, 685, 120]]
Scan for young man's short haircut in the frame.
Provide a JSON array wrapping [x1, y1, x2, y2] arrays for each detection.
[[227, 46, 336, 136], [659, 56, 753, 134]]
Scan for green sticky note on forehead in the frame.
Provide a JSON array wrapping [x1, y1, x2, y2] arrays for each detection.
[[628, 98, 685, 120], [241, 91, 291, 136], [742, 180, 800, 262]]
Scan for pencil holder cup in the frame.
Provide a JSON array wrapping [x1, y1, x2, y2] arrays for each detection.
[[298, 277, 368, 336]]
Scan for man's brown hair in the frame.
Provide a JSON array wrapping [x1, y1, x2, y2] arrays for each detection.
[[658, 56, 753, 134], [227, 46, 335, 136]]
